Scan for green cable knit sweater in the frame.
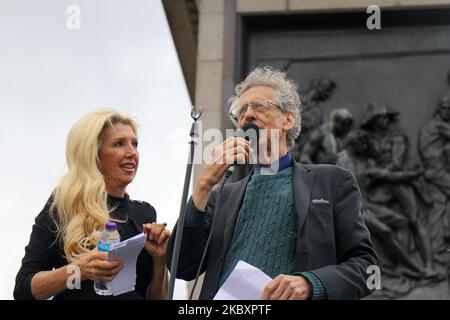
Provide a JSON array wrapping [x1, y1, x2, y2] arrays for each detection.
[[219, 166, 296, 284], [185, 166, 327, 299]]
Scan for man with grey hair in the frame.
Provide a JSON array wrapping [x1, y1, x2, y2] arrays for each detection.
[[168, 66, 379, 300]]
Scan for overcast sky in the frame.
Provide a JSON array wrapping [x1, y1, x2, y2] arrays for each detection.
[[0, 0, 192, 299]]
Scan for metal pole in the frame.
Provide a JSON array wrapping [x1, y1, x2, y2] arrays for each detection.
[[168, 107, 201, 300]]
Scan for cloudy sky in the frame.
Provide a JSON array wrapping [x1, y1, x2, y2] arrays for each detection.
[[0, 0, 192, 299]]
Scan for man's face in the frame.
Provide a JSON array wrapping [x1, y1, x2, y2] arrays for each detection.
[[373, 114, 391, 130], [317, 80, 334, 100], [237, 86, 294, 157], [332, 117, 353, 136], [442, 145, 450, 165], [438, 104, 450, 122], [348, 132, 369, 156], [354, 137, 369, 155]]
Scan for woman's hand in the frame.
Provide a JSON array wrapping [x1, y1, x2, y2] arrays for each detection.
[[29, 250, 122, 300], [73, 250, 123, 282], [143, 223, 171, 258], [143, 223, 170, 300]]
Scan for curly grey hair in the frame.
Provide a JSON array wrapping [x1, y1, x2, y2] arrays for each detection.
[[228, 66, 302, 149]]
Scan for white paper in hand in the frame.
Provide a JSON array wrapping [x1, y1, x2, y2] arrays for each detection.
[[107, 232, 146, 296], [213, 260, 272, 300]]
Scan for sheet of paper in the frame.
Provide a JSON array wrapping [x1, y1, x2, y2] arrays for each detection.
[[213, 260, 272, 300], [107, 232, 146, 296]]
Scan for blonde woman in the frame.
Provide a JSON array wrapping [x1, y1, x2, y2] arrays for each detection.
[[14, 109, 170, 300]]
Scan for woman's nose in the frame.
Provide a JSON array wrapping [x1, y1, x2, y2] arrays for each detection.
[[125, 144, 137, 157]]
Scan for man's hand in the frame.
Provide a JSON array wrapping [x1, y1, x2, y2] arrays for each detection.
[[192, 137, 252, 210], [261, 274, 312, 300]]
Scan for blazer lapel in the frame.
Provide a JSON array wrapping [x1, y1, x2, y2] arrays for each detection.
[[293, 161, 314, 233]]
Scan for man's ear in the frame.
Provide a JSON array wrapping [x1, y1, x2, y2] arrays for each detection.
[[283, 112, 295, 131]]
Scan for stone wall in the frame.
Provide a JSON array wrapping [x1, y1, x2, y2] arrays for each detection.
[[193, 0, 450, 183]]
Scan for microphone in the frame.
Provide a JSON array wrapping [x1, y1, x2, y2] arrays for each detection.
[[225, 122, 260, 178]]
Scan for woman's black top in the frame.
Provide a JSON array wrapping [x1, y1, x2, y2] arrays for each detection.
[[14, 194, 157, 300]]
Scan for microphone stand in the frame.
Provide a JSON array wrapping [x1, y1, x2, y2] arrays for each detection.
[[168, 106, 202, 300]]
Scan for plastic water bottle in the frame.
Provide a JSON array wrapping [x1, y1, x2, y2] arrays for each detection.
[[94, 221, 120, 295]]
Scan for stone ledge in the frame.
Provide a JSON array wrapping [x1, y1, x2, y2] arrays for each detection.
[[287, 0, 450, 12], [237, 0, 288, 13]]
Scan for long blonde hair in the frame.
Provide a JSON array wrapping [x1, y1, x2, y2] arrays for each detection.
[[50, 109, 139, 262]]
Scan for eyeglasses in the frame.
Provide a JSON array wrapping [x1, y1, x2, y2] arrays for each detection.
[[229, 99, 282, 123]]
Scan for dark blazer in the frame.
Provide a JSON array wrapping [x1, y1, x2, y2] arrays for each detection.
[[168, 162, 379, 300]]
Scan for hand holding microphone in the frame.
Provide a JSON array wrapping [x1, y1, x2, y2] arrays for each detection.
[[192, 123, 260, 211], [225, 122, 260, 177]]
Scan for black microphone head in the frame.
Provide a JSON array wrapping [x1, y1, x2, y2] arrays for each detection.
[[225, 123, 260, 178], [238, 122, 260, 144]]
